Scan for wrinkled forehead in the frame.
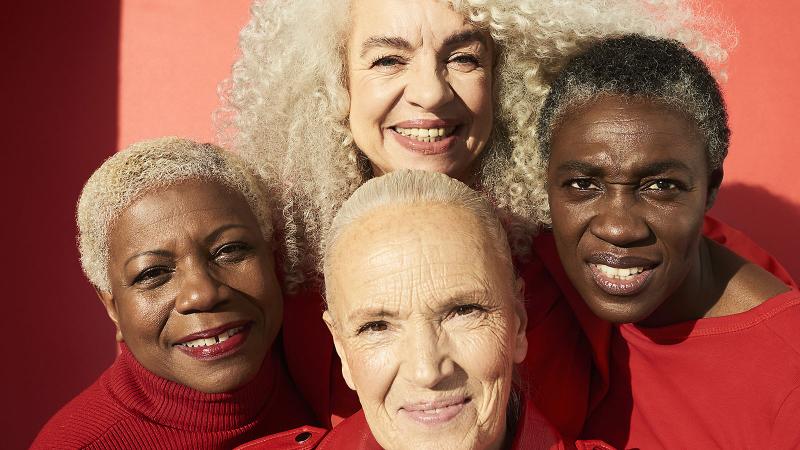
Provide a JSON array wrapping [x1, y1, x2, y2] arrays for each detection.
[[325, 204, 511, 315]]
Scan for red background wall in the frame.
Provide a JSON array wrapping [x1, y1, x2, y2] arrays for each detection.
[[6, 1, 797, 448]]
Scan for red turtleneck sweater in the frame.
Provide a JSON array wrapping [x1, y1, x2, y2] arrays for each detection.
[[32, 344, 314, 449]]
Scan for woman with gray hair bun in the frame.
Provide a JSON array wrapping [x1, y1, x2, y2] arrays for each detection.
[[220, 0, 791, 439], [33, 137, 314, 450]]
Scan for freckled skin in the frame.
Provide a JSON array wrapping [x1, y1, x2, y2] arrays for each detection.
[[347, 0, 494, 181], [546, 96, 788, 327], [99, 180, 283, 393], [324, 205, 527, 450]]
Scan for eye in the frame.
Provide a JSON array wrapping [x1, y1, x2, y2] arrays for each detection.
[[370, 55, 405, 72], [568, 179, 601, 191], [447, 53, 481, 71], [642, 180, 679, 191], [451, 303, 486, 317], [132, 266, 173, 286], [212, 242, 253, 263], [356, 321, 388, 335]]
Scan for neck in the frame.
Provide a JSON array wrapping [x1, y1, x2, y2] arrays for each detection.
[[638, 237, 723, 327]]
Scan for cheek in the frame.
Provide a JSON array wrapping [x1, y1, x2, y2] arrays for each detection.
[[452, 75, 493, 130], [349, 77, 397, 133], [451, 320, 514, 382], [346, 342, 397, 402]]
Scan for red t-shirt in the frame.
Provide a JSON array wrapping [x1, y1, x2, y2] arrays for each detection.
[[582, 289, 800, 449]]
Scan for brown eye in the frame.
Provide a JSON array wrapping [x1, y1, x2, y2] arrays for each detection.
[[356, 321, 388, 335], [642, 180, 679, 191], [212, 242, 252, 263], [569, 179, 600, 190], [133, 266, 172, 286], [452, 304, 485, 317], [447, 53, 480, 71]]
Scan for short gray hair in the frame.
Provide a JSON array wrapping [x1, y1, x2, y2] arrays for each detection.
[[77, 137, 274, 291]]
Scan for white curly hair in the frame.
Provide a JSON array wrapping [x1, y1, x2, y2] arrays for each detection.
[[218, 0, 733, 289], [77, 137, 274, 292]]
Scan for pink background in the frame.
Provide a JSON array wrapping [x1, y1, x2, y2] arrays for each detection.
[[6, 1, 798, 447]]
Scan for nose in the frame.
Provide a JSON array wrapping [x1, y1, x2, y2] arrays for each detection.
[[404, 58, 454, 111], [174, 260, 227, 314], [589, 191, 652, 247], [402, 322, 454, 388]]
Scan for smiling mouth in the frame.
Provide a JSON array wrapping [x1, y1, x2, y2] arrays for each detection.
[[589, 263, 656, 296], [392, 126, 457, 143], [175, 325, 246, 348], [401, 396, 470, 426]]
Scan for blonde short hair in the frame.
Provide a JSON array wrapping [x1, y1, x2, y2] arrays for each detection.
[[77, 137, 274, 292], [324, 170, 514, 303], [220, 0, 733, 288]]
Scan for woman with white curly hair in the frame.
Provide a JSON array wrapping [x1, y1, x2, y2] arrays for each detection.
[[33, 138, 314, 450], [220, 0, 793, 440]]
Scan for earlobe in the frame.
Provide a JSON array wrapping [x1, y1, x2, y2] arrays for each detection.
[[95, 288, 124, 342], [323, 310, 357, 391], [706, 168, 724, 211]]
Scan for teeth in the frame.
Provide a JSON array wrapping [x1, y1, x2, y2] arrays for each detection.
[[394, 126, 451, 142], [179, 326, 244, 348], [595, 264, 645, 279]]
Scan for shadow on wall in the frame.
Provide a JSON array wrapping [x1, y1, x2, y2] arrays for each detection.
[[3, 1, 120, 448], [712, 182, 800, 279]]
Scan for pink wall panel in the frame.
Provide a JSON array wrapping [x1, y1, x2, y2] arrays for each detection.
[[118, 0, 252, 146], [711, 0, 800, 277]]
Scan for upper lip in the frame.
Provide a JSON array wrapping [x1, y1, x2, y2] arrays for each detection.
[[173, 320, 251, 345], [401, 396, 469, 411], [391, 119, 458, 129], [587, 252, 659, 269]]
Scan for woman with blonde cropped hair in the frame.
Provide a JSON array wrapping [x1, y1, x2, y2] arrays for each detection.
[[220, 0, 793, 439], [33, 137, 313, 450]]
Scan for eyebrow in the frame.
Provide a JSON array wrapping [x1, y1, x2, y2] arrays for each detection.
[[203, 223, 253, 246], [122, 223, 254, 268], [344, 289, 494, 324], [555, 158, 694, 177], [347, 305, 397, 325], [124, 249, 172, 268], [359, 29, 487, 58]]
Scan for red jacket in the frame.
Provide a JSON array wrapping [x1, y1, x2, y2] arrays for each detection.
[[279, 216, 796, 439], [235, 392, 615, 450]]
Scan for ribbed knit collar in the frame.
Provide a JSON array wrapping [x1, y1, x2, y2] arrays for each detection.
[[102, 344, 279, 431]]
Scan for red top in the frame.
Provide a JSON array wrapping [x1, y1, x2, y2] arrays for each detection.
[[582, 289, 800, 449], [236, 391, 616, 450], [280, 216, 796, 439], [32, 344, 314, 449]]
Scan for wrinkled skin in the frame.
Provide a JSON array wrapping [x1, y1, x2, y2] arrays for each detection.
[[324, 204, 527, 450], [347, 0, 494, 181], [546, 96, 787, 326], [99, 180, 283, 393]]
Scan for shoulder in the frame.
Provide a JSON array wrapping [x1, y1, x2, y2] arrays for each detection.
[[234, 426, 328, 450], [31, 374, 130, 449], [234, 411, 379, 450]]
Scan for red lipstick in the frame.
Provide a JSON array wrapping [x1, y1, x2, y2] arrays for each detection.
[[174, 321, 252, 360]]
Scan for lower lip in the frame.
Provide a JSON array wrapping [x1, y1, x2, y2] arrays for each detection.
[[389, 128, 458, 155], [401, 400, 467, 426], [589, 264, 655, 296], [175, 324, 251, 360]]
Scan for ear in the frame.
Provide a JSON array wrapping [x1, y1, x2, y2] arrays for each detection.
[[323, 310, 356, 391], [705, 168, 724, 211], [512, 277, 528, 364], [96, 288, 124, 342]]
